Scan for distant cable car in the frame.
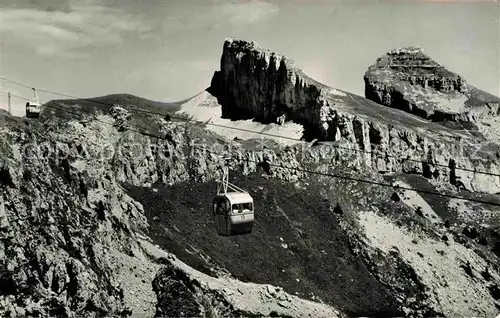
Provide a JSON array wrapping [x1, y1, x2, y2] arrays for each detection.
[[25, 88, 41, 118], [212, 158, 254, 236]]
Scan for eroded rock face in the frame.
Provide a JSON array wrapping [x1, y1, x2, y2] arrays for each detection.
[[152, 264, 205, 317], [209, 38, 331, 130], [310, 111, 500, 194], [0, 142, 146, 316], [364, 47, 500, 121], [152, 262, 261, 318]]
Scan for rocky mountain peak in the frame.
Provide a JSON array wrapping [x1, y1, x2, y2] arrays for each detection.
[[364, 47, 500, 122], [378, 47, 441, 71], [222, 38, 294, 68], [365, 47, 468, 90], [368, 46, 466, 93], [209, 38, 332, 129], [389, 46, 425, 54]]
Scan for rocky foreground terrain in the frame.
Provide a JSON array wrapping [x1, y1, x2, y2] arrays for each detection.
[[1, 39, 500, 317]]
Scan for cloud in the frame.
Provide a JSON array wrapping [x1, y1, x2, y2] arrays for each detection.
[[218, 0, 280, 25], [1, 1, 153, 59], [2, 0, 72, 13], [147, 0, 280, 37], [0, 1, 279, 58]]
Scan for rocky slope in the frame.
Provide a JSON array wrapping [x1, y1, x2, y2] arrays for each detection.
[[0, 114, 148, 317], [0, 105, 346, 317], [364, 47, 500, 123]]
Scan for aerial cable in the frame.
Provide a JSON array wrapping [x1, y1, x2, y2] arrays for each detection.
[[30, 102, 500, 208], [0, 90, 30, 101], [1, 75, 499, 178]]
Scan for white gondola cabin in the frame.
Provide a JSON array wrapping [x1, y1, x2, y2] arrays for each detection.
[[212, 159, 254, 236], [26, 88, 41, 118]]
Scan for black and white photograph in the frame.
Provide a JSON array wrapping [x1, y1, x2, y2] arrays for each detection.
[[1, 0, 500, 317]]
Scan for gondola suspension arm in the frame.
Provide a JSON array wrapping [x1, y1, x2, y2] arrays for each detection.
[[217, 158, 248, 195]]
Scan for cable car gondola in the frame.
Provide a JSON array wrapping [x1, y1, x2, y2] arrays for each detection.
[[212, 159, 254, 236], [25, 88, 41, 118]]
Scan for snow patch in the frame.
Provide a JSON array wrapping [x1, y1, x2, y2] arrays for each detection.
[[427, 92, 468, 113], [70, 159, 87, 172], [393, 180, 442, 224], [409, 85, 468, 113], [328, 88, 347, 97], [176, 91, 304, 146]]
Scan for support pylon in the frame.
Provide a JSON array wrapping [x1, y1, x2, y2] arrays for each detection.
[[7, 92, 11, 115]]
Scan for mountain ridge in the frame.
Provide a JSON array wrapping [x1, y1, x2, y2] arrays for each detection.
[[1, 38, 499, 318]]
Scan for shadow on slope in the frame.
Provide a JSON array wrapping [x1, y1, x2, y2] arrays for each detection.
[[123, 173, 402, 317]]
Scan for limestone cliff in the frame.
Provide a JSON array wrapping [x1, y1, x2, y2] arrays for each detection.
[[208, 39, 500, 194], [209, 38, 332, 132], [364, 47, 500, 122]]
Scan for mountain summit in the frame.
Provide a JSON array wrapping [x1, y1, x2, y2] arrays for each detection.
[[364, 47, 500, 122]]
